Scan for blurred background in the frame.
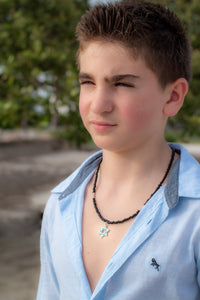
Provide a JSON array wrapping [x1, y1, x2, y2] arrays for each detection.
[[0, 0, 199, 299]]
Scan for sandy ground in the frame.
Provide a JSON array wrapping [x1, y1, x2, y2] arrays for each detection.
[[0, 140, 95, 300], [0, 140, 199, 300]]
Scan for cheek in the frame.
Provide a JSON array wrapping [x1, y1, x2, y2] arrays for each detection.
[[121, 104, 154, 131], [79, 95, 87, 122]]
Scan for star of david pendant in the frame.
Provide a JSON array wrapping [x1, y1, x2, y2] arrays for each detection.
[[98, 224, 109, 238]]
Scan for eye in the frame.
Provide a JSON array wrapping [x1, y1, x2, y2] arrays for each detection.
[[79, 80, 94, 86], [115, 82, 134, 88]]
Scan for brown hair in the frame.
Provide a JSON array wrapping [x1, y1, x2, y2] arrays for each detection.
[[76, 0, 192, 88]]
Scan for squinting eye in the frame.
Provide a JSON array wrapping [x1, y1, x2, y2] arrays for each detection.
[[115, 82, 134, 88], [80, 81, 94, 85]]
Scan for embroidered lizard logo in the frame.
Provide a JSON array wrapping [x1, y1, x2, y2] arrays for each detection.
[[151, 258, 160, 271]]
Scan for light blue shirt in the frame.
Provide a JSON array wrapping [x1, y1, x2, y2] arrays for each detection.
[[37, 144, 200, 300]]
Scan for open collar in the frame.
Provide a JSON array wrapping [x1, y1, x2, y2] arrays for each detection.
[[52, 144, 200, 208]]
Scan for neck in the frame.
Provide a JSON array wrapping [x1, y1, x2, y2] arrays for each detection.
[[101, 140, 171, 184], [92, 140, 175, 227], [93, 146, 175, 225]]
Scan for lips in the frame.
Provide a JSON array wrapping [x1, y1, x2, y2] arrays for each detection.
[[90, 120, 116, 132]]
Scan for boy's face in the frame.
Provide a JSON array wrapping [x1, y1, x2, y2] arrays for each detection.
[[78, 41, 170, 153]]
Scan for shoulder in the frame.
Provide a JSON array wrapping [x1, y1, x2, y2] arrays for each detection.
[[174, 143, 200, 199], [164, 143, 200, 210], [51, 150, 102, 198], [169, 144, 200, 229], [41, 150, 102, 229]]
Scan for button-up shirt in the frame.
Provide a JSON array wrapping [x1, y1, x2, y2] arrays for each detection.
[[37, 144, 200, 300]]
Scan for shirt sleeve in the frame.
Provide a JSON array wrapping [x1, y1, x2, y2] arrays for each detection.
[[191, 212, 200, 290], [36, 195, 60, 300], [195, 232, 200, 289]]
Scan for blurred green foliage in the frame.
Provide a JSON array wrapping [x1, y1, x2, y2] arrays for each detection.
[[0, 0, 90, 146], [152, 0, 200, 142], [0, 0, 199, 145]]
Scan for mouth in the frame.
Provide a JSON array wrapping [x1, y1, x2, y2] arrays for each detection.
[[90, 120, 116, 132]]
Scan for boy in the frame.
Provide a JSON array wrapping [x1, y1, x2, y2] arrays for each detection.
[[37, 1, 200, 299]]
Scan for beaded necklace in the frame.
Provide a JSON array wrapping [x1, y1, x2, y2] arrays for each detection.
[[92, 147, 175, 238]]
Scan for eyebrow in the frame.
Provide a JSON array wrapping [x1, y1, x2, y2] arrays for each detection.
[[111, 74, 140, 82], [78, 72, 140, 82], [78, 72, 93, 80]]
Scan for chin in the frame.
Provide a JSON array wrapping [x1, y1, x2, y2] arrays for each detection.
[[91, 138, 113, 151], [91, 137, 124, 153]]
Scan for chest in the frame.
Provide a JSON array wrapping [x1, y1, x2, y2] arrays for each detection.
[[81, 184, 134, 292], [81, 203, 198, 297], [51, 182, 199, 299]]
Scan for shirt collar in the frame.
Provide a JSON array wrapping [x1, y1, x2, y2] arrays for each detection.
[[56, 150, 102, 200], [173, 143, 200, 199], [53, 144, 200, 208]]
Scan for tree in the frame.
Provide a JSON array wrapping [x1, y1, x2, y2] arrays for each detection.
[[0, 0, 199, 145], [150, 0, 200, 141], [0, 0, 90, 145]]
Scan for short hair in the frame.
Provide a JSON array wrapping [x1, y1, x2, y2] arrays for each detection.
[[76, 0, 192, 88]]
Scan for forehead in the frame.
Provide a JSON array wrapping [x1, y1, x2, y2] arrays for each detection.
[[78, 40, 137, 62], [78, 41, 155, 80], [79, 41, 144, 71]]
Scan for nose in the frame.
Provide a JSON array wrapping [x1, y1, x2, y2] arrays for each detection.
[[90, 87, 114, 114]]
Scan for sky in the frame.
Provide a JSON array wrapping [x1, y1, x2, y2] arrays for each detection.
[[89, 0, 116, 6]]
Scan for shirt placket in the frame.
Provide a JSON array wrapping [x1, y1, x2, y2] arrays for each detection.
[[91, 194, 170, 300]]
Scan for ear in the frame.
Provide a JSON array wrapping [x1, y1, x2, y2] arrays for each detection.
[[163, 78, 189, 117]]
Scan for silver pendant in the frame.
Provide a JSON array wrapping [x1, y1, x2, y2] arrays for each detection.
[[98, 224, 109, 238]]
